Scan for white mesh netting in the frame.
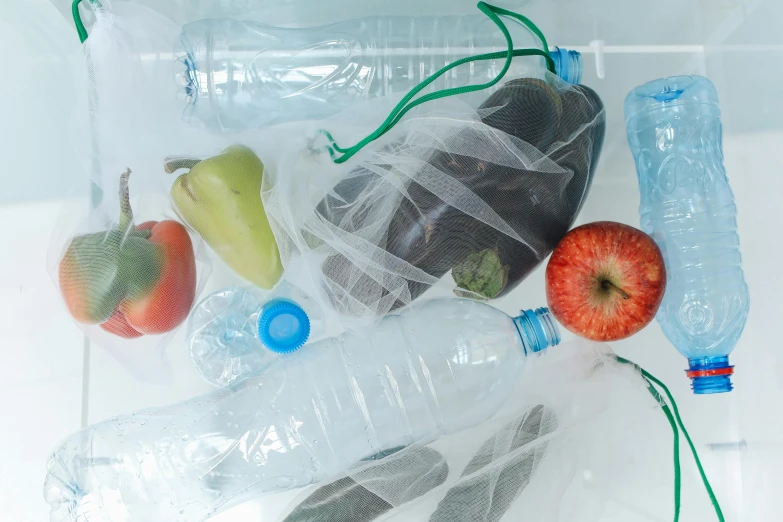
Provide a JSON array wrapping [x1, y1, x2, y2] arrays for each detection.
[[262, 77, 605, 331]]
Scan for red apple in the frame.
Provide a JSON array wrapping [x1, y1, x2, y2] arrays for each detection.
[[545, 221, 666, 341]]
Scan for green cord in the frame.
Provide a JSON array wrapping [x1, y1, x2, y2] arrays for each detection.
[[616, 356, 726, 522], [643, 377, 682, 521], [318, 1, 556, 164], [642, 365, 727, 522], [318, 47, 552, 163], [72, 0, 88, 43]]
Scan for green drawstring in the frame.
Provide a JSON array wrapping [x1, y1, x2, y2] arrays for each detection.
[[615, 356, 726, 522], [72, 0, 89, 43], [641, 372, 682, 521], [317, 1, 556, 164]]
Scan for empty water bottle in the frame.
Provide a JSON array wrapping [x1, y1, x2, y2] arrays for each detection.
[[625, 75, 749, 394], [45, 298, 559, 522], [187, 281, 324, 387], [176, 13, 582, 131]]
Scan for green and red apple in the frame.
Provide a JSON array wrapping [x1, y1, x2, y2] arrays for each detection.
[[545, 221, 666, 341]]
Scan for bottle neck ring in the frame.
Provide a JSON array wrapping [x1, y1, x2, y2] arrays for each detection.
[[687, 356, 734, 394]]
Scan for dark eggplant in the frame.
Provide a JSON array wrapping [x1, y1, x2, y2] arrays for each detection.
[[477, 78, 562, 148], [446, 82, 605, 299], [317, 78, 606, 312]]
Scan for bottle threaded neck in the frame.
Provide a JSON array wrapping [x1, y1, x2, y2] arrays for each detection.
[[686, 356, 734, 394], [514, 308, 561, 355], [550, 47, 583, 84]]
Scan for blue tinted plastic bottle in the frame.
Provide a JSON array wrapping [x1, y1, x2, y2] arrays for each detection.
[[625, 75, 749, 394]]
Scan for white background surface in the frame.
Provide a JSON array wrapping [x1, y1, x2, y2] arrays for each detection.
[[2, 0, 783, 520]]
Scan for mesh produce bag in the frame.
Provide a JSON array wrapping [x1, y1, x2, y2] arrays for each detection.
[[278, 406, 554, 522], [273, 340, 726, 522], [46, 0, 226, 381], [262, 73, 605, 329], [47, 169, 211, 382]]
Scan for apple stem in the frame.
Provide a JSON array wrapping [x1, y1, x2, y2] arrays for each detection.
[[601, 280, 629, 300]]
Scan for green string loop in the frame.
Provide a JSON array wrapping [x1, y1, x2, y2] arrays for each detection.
[[615, 356, 726, 522], [72, 0, 89, 43], [318, 1, 556, 164]]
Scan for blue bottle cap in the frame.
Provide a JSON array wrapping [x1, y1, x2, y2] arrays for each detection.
[[550, 47, 583, 84], [257, 299, 311, 354], [686, 356, 734, 394]]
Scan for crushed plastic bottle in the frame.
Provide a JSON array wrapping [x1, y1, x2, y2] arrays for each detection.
[[187, 281, 324, 387], [45, 297, 559, 522], [176, 14, 582, 131], [625, 75, 750, 394]]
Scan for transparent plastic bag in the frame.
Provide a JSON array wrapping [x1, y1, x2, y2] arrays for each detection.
[[50, 1, 264, 381], [69, 1, 289, 295], [261, 75, 605, 330], [64, 0, 604, 339], [60, 0, 604, 374], [47, 169, 211, 382]]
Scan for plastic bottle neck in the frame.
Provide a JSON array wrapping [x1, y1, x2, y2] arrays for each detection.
[[513, 308, 561, 355], [686, 356, 734, 394], [550, 47, 583, 84]]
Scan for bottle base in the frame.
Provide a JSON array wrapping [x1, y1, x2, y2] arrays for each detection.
[[686, 356, 733, 394]]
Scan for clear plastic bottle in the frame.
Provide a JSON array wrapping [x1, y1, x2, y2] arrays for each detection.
[[187, 282, 325, 387], [44, 298, 559, 522], [176, 14, 582, 131], [624, 75, 750, 394]]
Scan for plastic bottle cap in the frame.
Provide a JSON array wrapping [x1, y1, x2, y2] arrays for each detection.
[[257, 299, 311, 354]]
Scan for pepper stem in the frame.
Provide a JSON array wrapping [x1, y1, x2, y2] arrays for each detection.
[[601, 279, 629, 300], [164, 157, 201, 174], [118, 168, 134, 231]]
